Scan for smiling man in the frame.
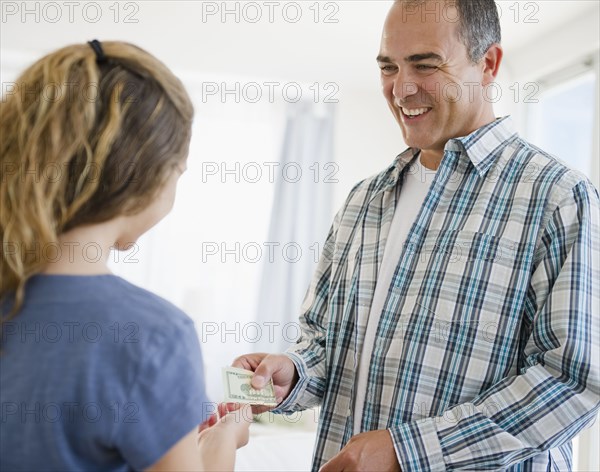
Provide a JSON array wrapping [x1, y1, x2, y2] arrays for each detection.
[[234, 1, 600, 470], [377, 1, 498, 172]]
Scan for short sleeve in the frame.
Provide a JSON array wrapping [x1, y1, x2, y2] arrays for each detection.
[[113, 317, 211, 470]]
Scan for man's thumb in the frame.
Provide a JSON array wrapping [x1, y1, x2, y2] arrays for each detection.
[[251, 356, 275, 389]]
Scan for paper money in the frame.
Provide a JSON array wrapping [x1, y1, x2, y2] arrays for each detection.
[[222, 366, 278, 406]]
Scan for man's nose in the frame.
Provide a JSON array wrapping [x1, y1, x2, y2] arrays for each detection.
[[392, 69, 419, 103]]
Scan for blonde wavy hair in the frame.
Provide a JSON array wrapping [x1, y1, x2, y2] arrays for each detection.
[[0, 41, 194, 332]]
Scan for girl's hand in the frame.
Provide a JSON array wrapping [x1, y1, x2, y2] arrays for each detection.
[[198, 403, 253, 449]]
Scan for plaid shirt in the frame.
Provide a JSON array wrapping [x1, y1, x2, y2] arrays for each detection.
[[276, 117, 600, 471]]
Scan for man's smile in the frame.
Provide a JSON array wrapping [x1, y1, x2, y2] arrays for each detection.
[[400, 106, 433, 120]]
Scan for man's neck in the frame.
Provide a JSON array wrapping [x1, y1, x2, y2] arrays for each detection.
[[418, 115, 499, 171], [419, 150, 443, 171]]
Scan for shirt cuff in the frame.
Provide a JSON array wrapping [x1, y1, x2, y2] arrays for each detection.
[[271, 351, 309, 414], [389, 418, 446, 472]]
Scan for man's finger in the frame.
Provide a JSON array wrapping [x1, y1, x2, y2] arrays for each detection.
[[250, 404, 272, 415], [232, 353, 268, 371], [231, 356, 252, 370], [252, 355, 279, 389], [319, 452, 345, 472]]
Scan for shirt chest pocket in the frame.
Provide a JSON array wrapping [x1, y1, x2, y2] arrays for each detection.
[[405, 229, 534, 327]]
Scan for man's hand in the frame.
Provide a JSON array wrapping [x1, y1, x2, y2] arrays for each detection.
[[319, 430, 401, 472], [232, 352, 299, 414]]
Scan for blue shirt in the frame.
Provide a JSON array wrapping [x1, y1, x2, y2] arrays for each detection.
[[1, 274, 210, 471]]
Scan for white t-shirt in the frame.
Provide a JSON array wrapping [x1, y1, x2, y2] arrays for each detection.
[[353, 153, 436, 433]]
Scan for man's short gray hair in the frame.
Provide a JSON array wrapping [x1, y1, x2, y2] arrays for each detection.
[[397, 0, 501, 63]]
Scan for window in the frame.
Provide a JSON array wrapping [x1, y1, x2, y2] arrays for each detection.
[[527, 70, 596, 178]]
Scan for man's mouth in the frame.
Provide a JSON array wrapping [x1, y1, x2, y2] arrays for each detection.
[[401, 107, 432, 120]]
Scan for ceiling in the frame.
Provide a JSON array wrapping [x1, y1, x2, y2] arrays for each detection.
[[2, 1, 598, 88]]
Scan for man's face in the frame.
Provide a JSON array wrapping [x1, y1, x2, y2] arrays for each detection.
[[378, 1, 491, 153]]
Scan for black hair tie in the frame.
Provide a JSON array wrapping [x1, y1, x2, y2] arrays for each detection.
[[87, 39, 107, 64]]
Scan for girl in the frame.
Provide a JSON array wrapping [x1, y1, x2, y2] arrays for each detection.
[[0, 40, 251, 471]]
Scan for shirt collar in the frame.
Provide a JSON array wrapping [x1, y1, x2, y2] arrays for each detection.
[[444, 116, 518, 177], [378, 147, 420, 194], [383, 116, 518, 191]]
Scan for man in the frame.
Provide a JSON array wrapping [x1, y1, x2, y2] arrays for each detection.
[[234, 1, 600, 470]]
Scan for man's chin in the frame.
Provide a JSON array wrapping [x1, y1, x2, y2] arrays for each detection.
[[399, 129, 442, 151], [402, 136, 429, 150], [397, 125, 426, 150]]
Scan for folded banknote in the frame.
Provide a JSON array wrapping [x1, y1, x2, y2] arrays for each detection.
[[222, 366, 278, 406]]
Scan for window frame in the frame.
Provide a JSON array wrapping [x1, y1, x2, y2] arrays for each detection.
[[523, 52, 599, 187]]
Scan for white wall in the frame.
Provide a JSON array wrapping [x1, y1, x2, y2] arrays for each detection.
[[332, 85, 404, 210]]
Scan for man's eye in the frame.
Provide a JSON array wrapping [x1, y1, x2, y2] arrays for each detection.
[[416, 64, 436, 71], [380, 65, 397, 74]]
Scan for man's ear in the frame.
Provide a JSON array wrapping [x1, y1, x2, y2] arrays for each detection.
[[481, 43, 503, 86]]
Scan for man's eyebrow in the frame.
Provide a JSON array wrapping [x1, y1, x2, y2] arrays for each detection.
[[376, 53, 444, 63], [406, 52, 444, 62], [376, 55, 393, 63]]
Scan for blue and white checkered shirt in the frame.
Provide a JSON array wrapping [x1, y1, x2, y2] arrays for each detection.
[[276, 116, 600, 471]]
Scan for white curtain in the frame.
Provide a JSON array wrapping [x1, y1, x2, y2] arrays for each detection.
[[254, 100, 336, 353]]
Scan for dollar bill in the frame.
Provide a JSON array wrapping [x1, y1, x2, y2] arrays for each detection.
[[222, 366, 278, 406]]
